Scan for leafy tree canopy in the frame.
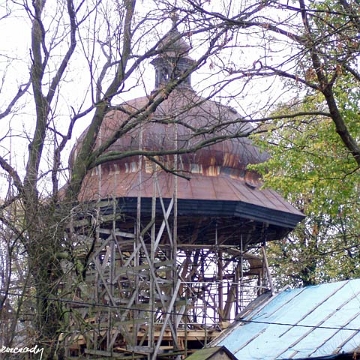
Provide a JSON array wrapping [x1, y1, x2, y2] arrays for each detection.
[[251, 57, 360, 288]]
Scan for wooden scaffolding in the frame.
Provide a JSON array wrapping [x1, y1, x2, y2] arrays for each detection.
[[62, 164, 272, 360]]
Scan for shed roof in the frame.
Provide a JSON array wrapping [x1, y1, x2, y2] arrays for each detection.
[[211, 279, 360, 359], [186, 346, 238, 360]]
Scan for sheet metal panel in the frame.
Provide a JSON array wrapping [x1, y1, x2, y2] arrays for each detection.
[[79, 171, 304, 222], [211, 279, 360, 359]]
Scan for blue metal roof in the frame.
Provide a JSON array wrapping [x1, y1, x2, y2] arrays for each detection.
[[211, 279, 360, 359]]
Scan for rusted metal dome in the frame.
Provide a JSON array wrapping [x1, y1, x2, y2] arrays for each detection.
[[71, 87, 267, 195], [70, 88, 303, 238], [69, 25, 304, 244]]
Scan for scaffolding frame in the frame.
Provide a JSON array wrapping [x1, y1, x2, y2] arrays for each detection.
[[64, 178, 271, 359], [64, 121, 272, 358]]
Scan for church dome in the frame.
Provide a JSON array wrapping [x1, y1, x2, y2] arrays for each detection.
[[70, 88, 268, 199], [69, 24, 304, 239]]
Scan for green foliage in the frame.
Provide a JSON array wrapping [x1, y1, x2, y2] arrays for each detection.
[[251, 91, 360, 288]]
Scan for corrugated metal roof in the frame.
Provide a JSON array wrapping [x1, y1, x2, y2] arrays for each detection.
[[211, 279, 360, 359]]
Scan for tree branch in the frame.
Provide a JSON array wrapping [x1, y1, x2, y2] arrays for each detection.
[[0, 80, 31, 120], [0, 156, 23, 194], [46, 0, 77, 105]]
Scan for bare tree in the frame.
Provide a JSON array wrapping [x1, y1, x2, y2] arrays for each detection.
[[3, 0, 358, 357], [178, 0, 360, 290], [181, 0, 360, 165], [0, 1, 272, 358]]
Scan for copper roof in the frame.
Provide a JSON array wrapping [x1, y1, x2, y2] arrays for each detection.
[[157, 23, 192, 58], [70, 89, 304, 241], [71, 89, 267, 173]]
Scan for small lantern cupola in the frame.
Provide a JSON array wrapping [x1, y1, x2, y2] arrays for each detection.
[[151, 16, 195, 90]]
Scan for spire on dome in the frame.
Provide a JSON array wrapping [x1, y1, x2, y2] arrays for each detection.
[[151, 13, 195, 90], [170, 11, 178, 26]]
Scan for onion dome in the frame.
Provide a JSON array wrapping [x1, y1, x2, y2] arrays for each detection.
[[69, 24, 304, 243]]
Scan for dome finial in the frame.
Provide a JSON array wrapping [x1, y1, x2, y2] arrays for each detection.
[[151, 12, 195, 90], [170, 10, 179, 28]]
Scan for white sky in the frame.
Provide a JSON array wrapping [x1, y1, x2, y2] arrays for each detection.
[[0, 0, 296, 196]]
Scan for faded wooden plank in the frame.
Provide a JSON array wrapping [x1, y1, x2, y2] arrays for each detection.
[[85, 348, 147, 359], [98, 228, 135, 239]]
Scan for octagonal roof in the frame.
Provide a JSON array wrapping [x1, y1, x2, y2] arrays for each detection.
[[69, 88, 304, 239]]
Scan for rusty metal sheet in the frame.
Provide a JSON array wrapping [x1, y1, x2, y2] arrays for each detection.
[[79, 169, 303, 220]]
